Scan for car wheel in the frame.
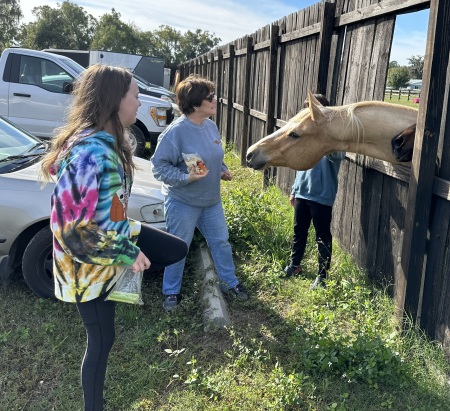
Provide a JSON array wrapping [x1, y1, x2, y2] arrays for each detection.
[[130, 124, 146, 158], [22, 225, 55, 299]]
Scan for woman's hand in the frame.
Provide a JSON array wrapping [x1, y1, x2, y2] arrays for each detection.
[[221, 170, 232, 181], [132, 251, 151, 272], [188, 168, 209, 182]]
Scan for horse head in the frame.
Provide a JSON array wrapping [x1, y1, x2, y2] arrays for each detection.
[[246, 92, 336, 171], [246, 91, 418, 171], [391, 124, 416, 162]]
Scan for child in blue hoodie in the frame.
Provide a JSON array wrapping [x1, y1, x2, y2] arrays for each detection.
[[282, 94, 345, 289]]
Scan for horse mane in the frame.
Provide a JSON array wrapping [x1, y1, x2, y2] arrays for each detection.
[[286, 102, 365, 144]]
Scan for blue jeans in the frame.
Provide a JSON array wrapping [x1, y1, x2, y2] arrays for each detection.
[[163, 197, 239, 295]]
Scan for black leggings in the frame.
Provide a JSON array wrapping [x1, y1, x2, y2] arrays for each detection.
[[291, 198, 333, 278], [76, 225, 188, 411]]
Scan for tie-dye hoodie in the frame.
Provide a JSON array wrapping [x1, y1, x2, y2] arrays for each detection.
[[50, 131, 141, 303]]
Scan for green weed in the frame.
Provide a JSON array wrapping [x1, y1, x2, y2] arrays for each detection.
[[1, 146, 449, 410]]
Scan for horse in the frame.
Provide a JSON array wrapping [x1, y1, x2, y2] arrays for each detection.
[[246, 92, 418, 171], [391, 123, 416, 162]]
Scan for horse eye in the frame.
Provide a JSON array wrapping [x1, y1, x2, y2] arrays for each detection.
[[288, 131, 300, 138]]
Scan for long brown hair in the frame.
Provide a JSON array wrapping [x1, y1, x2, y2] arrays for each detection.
[[40, 64, 136, 181]]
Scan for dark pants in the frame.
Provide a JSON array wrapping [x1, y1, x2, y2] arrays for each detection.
[[76, 224, 187, 411], [291, 198, 333, 278]]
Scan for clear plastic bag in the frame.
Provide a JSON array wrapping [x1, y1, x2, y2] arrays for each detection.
[[105, 266, 144, 305], [182, 152, 207, 174]]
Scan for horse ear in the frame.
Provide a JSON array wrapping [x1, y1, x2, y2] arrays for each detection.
[[308, 91, 325, 124]]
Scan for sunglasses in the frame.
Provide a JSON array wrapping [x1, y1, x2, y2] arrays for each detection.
[[205, 92, 216, 102]]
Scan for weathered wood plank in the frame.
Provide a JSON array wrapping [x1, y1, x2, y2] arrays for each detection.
[[265, 24, 279, 136], [225, 45, 235, 144], [241, 37, 253, 166]]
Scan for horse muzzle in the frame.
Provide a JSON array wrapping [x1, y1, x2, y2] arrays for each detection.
[[246, 149, 268, 170]]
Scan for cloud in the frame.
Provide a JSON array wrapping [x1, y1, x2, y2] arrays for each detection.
[[18, 0, 311, 45], [17, 0, 428, 63]]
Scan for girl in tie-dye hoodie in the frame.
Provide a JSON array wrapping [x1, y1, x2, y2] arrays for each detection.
[[40, 65, 187, 411]]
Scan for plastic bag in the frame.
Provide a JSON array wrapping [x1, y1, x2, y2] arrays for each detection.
[[105, 266, 144, 305], [182, 152, 207, 174]]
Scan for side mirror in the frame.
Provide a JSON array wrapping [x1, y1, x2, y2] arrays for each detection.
[[63, 82, 73, 93]]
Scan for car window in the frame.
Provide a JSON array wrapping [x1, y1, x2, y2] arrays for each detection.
[[19, 55, 75, 93]]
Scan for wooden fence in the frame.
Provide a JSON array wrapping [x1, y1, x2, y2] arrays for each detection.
[[178, 0, 450, 352], [385, 89, 421, 101]]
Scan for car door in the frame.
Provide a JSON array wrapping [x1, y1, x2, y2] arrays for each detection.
[[7, 53, 74, 139]]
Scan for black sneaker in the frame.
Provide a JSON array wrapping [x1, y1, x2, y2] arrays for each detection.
[[280, 264, 302, 278], [310, 276, 326, 290], [163, 294, 181, 312], [227, 284, 249, 301]]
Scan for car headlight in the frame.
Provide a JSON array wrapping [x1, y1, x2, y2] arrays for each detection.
[[150, 107, 167, 127], [141, 203, 165, 223], [159, 95, 174, 103]]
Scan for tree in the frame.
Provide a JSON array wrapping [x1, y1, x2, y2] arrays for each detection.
[[15, 2, 220, 70], [389, 61, 399, 68], [387, 66, 410, 89], [145, 25, 182, 69], [179, 29, 221, 62], [90, 9, 142, 53], [407, 55, 424, 79], [19, 1, 96, 50], [143, 26, 221, 71], [0, 0, 23, 52]]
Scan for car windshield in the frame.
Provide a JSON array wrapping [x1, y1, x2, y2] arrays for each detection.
[[55, 56, 85, 76], [0, 118, 43, 161], [135, 77, 150, 90]]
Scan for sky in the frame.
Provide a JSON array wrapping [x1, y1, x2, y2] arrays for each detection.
[[17, 0, 429, 66]]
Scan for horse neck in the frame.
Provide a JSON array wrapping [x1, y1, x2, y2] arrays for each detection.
[[328, 102, 417, 147]]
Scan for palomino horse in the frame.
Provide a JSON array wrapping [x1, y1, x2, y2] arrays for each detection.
[[391, 124, 416, 162], [246, 92, 418, 171]]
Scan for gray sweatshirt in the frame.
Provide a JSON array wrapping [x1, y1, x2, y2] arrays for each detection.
[[150, 115, 228, 207]]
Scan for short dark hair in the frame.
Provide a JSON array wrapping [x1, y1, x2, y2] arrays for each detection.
[[176, 74, 215, 115], [303, 93, 330, 108]]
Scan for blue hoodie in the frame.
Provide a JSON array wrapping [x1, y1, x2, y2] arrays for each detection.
[[291, 152, 345, 206]]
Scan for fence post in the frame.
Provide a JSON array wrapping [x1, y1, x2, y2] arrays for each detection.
[[263, 23, 280, 187], [216, 50, 223, 130], [226, 45, 235, 144], [315, 0, 336, 95], [203, 55, 208, 78], [265, 24, 279, 137], [395, 0, 450, 325], [209, 52, 215, 82], [240, 36, 254, 166]]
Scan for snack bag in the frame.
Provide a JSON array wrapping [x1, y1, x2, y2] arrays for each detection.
[[182, 153, 207, 174], [105, 266, 144, 305]]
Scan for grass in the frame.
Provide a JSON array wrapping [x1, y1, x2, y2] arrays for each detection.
[[1, 146, 450, 410], [383, 93, 421, 108]]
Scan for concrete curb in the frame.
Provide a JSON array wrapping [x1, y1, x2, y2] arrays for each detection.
[[195, 241, 230, 331]]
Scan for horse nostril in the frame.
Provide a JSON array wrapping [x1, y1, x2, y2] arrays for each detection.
[[246, 152, 253, 161]]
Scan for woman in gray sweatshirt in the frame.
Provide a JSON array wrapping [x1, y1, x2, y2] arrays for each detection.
[[151, 74, 248, 312]]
